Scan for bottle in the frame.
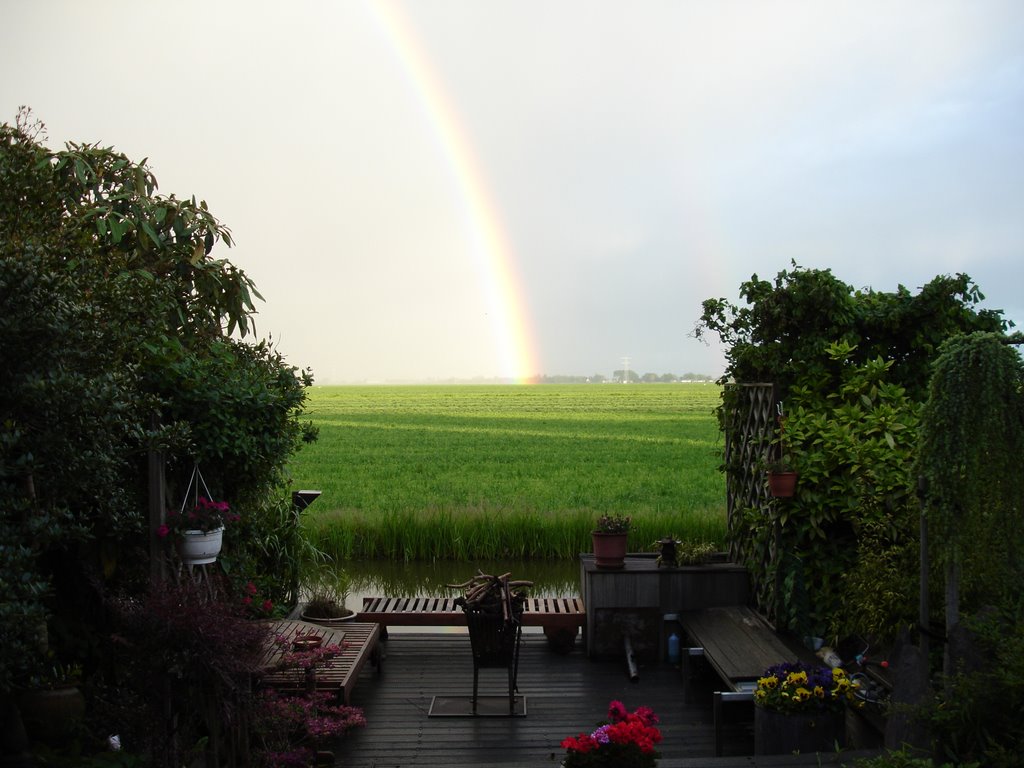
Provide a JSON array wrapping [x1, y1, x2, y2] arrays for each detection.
[[668, 632, 680, 664]]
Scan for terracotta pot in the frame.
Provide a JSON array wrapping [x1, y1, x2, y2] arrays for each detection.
[[592, 531, 628, 570], [177, 527, 224, 565], [768, 471, 798, 498], [754, 706, 845, 754]]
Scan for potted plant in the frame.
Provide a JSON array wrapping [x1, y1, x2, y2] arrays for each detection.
[[766, 403, 799, 497], [653, 536, 680, 568], [300, 568, 353, 626], [766, 458, 798, 497], [18, 660, 86, 745], [561, 699, 662, 767], [753, 660, 861, 754], [159, 495, 239, 565], [592, 514, 631, 570]]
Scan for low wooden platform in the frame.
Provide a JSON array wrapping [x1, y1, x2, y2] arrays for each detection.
[[680, 606, 797, 685], [357, 595, 585, 632], [679, 606, 803, 755], [333, 632, 880, 767], [258, 620, 381, 704]]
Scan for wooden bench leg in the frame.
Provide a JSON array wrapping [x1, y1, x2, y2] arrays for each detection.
[[542, 625, 578, 653], [680, 646, 702, 705], [713, 691, 723, 756]]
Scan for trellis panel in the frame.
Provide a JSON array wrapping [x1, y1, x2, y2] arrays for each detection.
[[723, 383, 779, 621]]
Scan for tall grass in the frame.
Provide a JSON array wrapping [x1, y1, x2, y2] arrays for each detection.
[[289, 384, 726, 561]]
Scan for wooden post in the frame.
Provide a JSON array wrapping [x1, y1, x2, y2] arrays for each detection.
[[918, 506, 929, 660], [148, 412, 166, 587]]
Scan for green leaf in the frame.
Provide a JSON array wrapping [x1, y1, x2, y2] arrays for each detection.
[[141, 221, 161, 248]]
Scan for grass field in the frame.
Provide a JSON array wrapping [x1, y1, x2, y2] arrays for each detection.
[[289, 383, 726, 561]]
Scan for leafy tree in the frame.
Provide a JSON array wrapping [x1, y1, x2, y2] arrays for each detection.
[[0, 110, 316, 696], [694, 262, 1007, 404]]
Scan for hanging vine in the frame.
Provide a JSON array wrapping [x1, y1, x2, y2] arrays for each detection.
[[917, 331, 1024, 612]]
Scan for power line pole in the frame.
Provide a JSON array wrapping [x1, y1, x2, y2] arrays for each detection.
[[621, 356, 631, 384]]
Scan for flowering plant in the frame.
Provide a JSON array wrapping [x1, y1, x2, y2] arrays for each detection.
[[159, 496, 239, 536], [561, 700, 662, 767], [594, 514, 631, 534], [754, 661, 861, 714], [253, 688, 366, 766]]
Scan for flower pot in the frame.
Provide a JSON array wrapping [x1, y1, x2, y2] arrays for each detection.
[[754, 706, 845, 754], [592, 531, 628, 570], [300, 608, 355, 627], [18, 686, 85, 744], [177, 527, 224, 565], [768, 471, 798, 498]]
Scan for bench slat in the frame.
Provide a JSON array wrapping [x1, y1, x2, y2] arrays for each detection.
[[356, 595, 585, 629]]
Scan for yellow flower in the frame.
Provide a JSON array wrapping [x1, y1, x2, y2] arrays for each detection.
[[813, 685, 825, 699], [795, 687, 812, 702], [758, 675, 778, 690], [787, 671, 808, 686]]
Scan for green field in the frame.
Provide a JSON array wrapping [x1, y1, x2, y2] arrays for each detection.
[[290, 383, 727, 561]]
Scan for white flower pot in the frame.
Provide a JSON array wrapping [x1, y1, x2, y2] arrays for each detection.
[[177, 527, 224, 565]]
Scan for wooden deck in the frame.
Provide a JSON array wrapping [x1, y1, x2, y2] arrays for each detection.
[[332, 632, 881, 767]]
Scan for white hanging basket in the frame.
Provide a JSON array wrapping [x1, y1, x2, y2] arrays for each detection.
[[177, 527, 224, 565]]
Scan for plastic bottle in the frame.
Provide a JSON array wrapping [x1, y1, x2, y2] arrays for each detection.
[[668, 631, 681, 664]]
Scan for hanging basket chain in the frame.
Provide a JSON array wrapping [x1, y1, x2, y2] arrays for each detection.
[[178, 463, 215, 516]]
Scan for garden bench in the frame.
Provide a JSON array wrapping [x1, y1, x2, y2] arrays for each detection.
[[258, 620, 382, 704], [357, 595, 585, 650], [678, 606, 798, 755]]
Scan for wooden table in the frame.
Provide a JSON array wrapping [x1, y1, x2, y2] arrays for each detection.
[[258, 620, 381, 704]]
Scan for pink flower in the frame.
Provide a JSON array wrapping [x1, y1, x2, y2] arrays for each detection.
[[156, 524, 170, 538], [607, 700, 628, 722]]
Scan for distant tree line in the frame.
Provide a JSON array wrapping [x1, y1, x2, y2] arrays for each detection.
[[534, 372, 713, 384]]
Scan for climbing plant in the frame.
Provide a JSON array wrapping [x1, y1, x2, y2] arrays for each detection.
[[734, 343, 922, 642], [698, 264, 1009, 642]]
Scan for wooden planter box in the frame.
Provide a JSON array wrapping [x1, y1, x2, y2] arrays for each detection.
[[580, 554, 751, 659]]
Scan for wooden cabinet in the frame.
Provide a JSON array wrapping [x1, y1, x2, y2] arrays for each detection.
[[579, 554, 750, 658]]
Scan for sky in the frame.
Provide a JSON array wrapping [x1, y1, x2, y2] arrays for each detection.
[[4, 1, 1023, 383]]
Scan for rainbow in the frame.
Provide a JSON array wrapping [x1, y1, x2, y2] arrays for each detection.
[[366, 1, 540, 383]]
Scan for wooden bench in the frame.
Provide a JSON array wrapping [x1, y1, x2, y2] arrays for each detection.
[[357, 595, 585, 650], [258, 620, 381, 704], [678, 606, 798, 755]]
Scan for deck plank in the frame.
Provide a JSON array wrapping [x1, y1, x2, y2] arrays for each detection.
[[331, 632, 879, 767]]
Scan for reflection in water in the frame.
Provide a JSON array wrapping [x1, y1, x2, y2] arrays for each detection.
[[342, 557, 581, 605]]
